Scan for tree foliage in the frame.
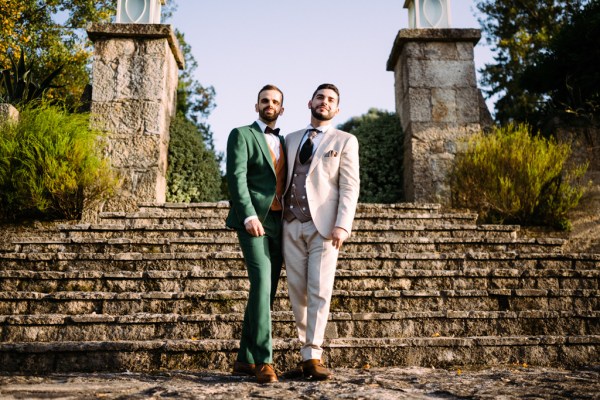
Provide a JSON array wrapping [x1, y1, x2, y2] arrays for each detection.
[[338, 109, 404, 203], [451, 123, 588, 230], [174, 31, 218, 152], [521, 0, 600, 127], [0, 0, 114, 107], [475, 0, 590, 125], [166, 113, 222, 202]]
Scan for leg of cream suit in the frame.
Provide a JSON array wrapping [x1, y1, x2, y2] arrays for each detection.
[[283, 219, 339, 361]]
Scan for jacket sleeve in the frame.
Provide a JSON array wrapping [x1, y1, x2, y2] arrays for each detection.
[[335, 134, 360, 235]]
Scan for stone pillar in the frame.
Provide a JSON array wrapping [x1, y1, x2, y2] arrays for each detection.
[[0, 104, 19, 124], [387, 29, 490, 205], [87, 23, 184, 212]]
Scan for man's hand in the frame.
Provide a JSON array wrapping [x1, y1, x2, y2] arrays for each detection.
[[245, 218, 265, 237], [331, 227, 349, 250]]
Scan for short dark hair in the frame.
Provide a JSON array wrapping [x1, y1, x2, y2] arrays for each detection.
[[257, 84, 284, 105], [311, 83, 340, 104]]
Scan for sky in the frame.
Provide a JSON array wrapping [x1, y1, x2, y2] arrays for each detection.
[[168, 1, 494, 157]]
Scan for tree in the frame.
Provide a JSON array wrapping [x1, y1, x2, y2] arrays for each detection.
[[0, 0, 114, 107], [174, 31, 218, 152], [166, 113, 222, 202], [475, 0, 590, 124], [338, 109, 404, 203], [521, 0, 600, 127], [1, 1, 224, 201], [169, 28, 224, 201]]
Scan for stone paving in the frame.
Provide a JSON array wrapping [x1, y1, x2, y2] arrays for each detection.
[[0, 365, 599, 399]]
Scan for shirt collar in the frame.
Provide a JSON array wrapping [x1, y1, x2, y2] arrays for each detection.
[[256, 120, 276, 134], [306, 124, 331, 134]]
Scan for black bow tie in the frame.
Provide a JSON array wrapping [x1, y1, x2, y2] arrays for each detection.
[[264, 126, 280, 135]]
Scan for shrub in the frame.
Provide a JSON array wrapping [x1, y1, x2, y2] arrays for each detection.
[[450, 123, 588, 230], [167, 113, 222, 202], [0, 103, 119, 220], [338, 108, 404, 203]]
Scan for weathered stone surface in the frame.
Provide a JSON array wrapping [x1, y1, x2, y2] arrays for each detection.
[[0, 336, 598, 373], [1, 366, 599, 400], [388, 29, 489, 205], [0, 103, 19, 124], [87, 24, 181, 214], [1, 203, 598, 373]]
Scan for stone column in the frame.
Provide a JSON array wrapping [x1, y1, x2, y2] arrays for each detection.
[[87, 23, 184, 212], [387, 29, 491, 205]]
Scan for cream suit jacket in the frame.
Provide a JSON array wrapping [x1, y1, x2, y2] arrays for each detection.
[[283, 128, 360, 239]]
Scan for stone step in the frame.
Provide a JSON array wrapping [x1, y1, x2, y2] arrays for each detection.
[[138, 200, 442, 214], [10, 236, 565, 255], [2, 310, 598, 342], [135, 202, 444, 215], [1, 251, 598, 272], [2, 268, 597, 293], [1, 288, 597, 315], [98, 203, 478, 227], [56, 222, 520, 240], [1, 335, 598, 372]]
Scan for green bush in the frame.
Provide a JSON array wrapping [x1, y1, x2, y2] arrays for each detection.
[[0, 103, 119, 220], [450, 123, 588, 230], [338, 108, 404, 203], [167, 113, 222, 202]]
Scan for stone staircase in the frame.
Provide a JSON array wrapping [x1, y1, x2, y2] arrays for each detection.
[[0, 202, 598, 373]]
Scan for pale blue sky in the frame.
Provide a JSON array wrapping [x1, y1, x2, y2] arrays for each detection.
[[169, 1, 493, 156]]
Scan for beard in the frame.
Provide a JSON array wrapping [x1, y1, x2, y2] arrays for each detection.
[[259, 107, 280, 123], [311, 106, 334, 121]]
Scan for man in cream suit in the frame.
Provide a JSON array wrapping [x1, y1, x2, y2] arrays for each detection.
[[282, 83, 360, 380], [226, 84, 286, 384]]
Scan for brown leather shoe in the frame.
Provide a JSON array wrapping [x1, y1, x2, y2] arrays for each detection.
[[232, 361, 256, 376], [302, 359, 332, 381], [256, 363, 278, 384]]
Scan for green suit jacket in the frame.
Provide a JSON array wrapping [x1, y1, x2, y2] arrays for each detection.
[[226, 121, 285, 230]]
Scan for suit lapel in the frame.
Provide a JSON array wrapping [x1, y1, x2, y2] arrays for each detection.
[[249, 122, 275, 173], [308, 128, 337, 175]]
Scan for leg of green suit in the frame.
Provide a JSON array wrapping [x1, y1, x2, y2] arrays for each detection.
[[236, 211, 282, 364]]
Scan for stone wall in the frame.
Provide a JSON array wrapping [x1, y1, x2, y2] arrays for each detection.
[[387, 29, 489, 205], [87, 23, 184, 213]]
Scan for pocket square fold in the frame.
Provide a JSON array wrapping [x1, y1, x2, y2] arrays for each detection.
[[325, 150, 339, 157]]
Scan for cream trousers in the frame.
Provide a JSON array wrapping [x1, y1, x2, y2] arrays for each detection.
[[283, 219, 339, 361]]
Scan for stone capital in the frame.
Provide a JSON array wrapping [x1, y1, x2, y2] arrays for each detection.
[[387, 28, 481, 71], [86, 23, 185, 70]]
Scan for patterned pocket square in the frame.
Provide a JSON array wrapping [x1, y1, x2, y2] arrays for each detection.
[[325, 150, 339, 157]]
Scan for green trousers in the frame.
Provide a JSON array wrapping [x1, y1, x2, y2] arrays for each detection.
[[235, 211, 283, 364]]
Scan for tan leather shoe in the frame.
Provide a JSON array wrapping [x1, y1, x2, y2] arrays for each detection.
[[302, 359, 332, 381], [256, 363, 278, 384], [232, 361, 256, 376]]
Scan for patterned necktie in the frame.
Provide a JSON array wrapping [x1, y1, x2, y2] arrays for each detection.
[[299, 129, 319, 164], [264, 126, 280, 135]]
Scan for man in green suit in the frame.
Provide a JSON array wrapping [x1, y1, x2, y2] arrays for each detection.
[[226, 84, 287, 384]]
